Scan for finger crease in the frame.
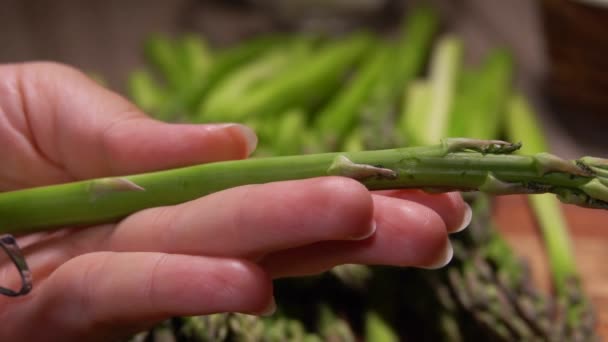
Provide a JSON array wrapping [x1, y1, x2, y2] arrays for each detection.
[[144, 254, 170, 314], [15, 66, 71, 178]]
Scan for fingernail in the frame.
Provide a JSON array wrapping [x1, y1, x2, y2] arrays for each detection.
[[259, 297, 276, 317], [453, 202, 472, 233], [350, 220, 377, 240], [422, 241, 453, 269], [218, 123, 258, 156]]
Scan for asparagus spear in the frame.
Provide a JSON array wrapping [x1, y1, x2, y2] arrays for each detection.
[[272, 108, 307, 156], [365, 311, 399, 342], [127, 69, 169, 116], [362, 6, 439, 150], [144, 34, 190, 91], [399, 80, 431, 144], [388, 5, 439, 101], [143, 34, 215, 120], [313, 43, 391, 149], [200, 39, 313, 122], [317, 304, 356, 342], [209, 32, 373, 121], [505, 94, 598, 341], [178, 34, 288, 117], [1, 138, 607, 234], [342, 128, 365, 153], [448, 49, 513, 139], [177, 34, 213, 86], [401, 35, 463, 146], [441, 195, 555, 341]]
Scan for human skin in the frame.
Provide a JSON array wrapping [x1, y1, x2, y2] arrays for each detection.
[[0, 62, 470, 341]]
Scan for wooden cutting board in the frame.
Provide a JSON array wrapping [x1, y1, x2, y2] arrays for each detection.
[[495, 195, 608, 338]]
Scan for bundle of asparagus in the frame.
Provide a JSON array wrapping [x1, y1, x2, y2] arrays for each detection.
[[2, 5, 604, 341], [392, 28, 598, 340]]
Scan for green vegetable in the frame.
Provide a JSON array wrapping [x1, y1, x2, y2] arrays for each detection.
[[1, 138, 607, 234], [207, 32, 373, 121], [273, 108, 307, 156], [505, 94, 597, 340], [505, 94, 576, 289], [402, 35, 463, 146], [342, 128, 365, 153], [389, 5, 440, 100], [314, 43, 391, 148], [127, 70, 168, 116], [177, 34, 213, 85], [365, 312, 399, 342], [200, 39, 313, 122], [363, 6, 439, 150], [399, 80, 431, 144], [448, 49, 513, 139], [144, 34, 189, 91], [169, 34, 288, 118]]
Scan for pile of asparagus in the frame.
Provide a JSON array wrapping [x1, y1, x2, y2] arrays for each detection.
[[121, 7, 604, 340], [0, 5, 605, 341]]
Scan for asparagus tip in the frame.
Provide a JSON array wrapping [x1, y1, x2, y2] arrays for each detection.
[[555, 188, 608, 210], [579, 156, 608, 169], [580, 178, 608, 203]]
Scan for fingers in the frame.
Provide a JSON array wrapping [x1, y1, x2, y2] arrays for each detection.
[[375, 190, 472, 233], [0, 62, 256, 186], [11, 180, 469, 284], [106, 177, 375, 259], [260, 194, 454, 278], [93, 121, 257, 176], [1, 252, 273, 341]]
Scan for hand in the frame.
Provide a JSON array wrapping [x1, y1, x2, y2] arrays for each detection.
[[0, 62, 471, 341]]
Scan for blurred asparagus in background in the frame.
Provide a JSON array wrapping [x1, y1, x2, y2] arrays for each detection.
[[119, 4, 601, 341], [401, 35, 462, 146], [506, 94, 597, 341]]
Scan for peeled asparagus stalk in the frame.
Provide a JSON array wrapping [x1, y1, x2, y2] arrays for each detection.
[[1, 138, 607, 234]]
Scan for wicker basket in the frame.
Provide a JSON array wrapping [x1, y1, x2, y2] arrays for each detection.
[[541, 0, 608, 118]]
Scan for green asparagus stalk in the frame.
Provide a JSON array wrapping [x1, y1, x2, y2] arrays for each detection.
[[178, 315, 230, 341], [437, 194, 562, 341], [448, 49, 513, 139], [342, 128, 365, 153], [317, 304, 356, 342], [399, 80, 431, 143], [272, 108, 307, 156], [329, 264, 372, 290], [363, 6, 438, 150], [208, 32, 373, 121], [142, 34, 215, 120], [1, 139, 607, 234], [177, 34, 213, 86], [200, 40, 312, 122], [505, 95, 576, 289], [144, 34, 190, 91], [313, 43, 391, 148], [365, 311, 399, 342], [177, 34, 288, 117], [127, 69, 168, 116], [389, 5, 439, 100], [505, 94, 597, 340], [402, 35, 463, 146]]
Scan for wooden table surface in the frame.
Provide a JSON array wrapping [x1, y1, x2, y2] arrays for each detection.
[[495, 195, 608, 338]]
